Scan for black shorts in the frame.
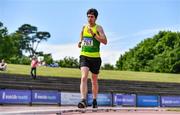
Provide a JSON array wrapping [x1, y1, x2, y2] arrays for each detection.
[[79, 55, 101, 74]]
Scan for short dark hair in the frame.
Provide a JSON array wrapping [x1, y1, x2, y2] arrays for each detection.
[[87, 8, 98, 18]]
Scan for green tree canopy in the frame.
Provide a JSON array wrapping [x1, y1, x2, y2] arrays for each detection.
[[0, 22, 51, 64], [16, 24, 51, 57], [116, 31, 180, 73], [58, 56, 79, 68]]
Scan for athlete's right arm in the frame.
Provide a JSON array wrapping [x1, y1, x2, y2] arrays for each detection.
[[78, 26, 85, 48]]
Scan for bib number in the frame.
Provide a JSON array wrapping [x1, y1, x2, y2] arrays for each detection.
[[83, 38, 93, 46]]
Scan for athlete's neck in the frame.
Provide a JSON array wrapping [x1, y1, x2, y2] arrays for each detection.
[[88, 23, 96, 27]]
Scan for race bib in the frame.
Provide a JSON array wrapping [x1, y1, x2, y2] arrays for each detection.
[[83, 38, 93, 46]]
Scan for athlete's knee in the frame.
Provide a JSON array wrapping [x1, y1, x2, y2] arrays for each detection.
[[81, 76, 88, 82]]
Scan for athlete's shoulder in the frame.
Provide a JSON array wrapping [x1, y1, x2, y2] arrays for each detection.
[[95, 24, 100, 27], [96, 24, 104, 31], [81, 24, 87, 31]]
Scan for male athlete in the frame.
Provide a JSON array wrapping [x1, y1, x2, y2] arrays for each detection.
[[78, 8, 107, 108]]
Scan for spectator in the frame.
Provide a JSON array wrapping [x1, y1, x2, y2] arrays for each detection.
[[30, 56, 39, 79], [0, 59, 7, 71]]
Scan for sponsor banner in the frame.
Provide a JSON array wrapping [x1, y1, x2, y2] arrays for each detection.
[[88, 93, 112, 106], [0, 89, 3, 103], [61, 92, 81, 105], [161, 96, 180, 107], [137, 95, 159, 107], [0, 89, 31, 104], [114, 94, 136, 106], [32, 90, 60, 104]]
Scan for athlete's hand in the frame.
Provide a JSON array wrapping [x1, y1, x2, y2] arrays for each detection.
[[78, 41, 82, 48], [87, 26, 94, 36]]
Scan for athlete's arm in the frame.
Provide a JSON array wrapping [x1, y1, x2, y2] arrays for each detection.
[[78, 26, 85, 48], [94, 25, 107, 45]]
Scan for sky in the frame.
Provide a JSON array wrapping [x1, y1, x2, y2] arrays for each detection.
[[0, 0, 179, 65]]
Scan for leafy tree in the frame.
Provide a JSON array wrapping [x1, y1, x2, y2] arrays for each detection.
[[9, 55, 30, 65], [0, 22, 22, 61], [58, 56, 79, 68], [0, 22, 51, 65], [102, 63, 114, 70], [43, 53, 53, 65], [116, 31, 180, 73], [17, 24, 50, 57], [116, 54, 123, 70]]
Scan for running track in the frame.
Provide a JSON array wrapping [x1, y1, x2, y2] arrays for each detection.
[[0, 106, 180, 115]]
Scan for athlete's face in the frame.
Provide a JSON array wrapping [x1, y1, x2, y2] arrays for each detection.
[[87, 14, 96, 25]]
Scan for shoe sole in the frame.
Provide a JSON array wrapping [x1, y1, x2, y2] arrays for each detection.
[[78, 102, 86, 108]]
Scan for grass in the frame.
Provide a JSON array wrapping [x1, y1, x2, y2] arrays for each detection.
[[166, 108, 180, 112], [0, 64, 180, 83]]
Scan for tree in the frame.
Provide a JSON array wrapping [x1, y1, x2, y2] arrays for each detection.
[[102, 63, 114, 70], [43, 53, 53, 65], [0, 22, 51, 64], [17, 24, 51, 57], [116, 54, 123, 70], [58, 56, 79, 68], [0, 22, 22, 61], [116, 31, 180, 73]]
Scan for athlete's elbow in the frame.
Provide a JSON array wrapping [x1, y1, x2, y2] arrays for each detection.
[[104, 39, 107, 45], [99, 37, 107, 45], [103, 40, 107, 45]]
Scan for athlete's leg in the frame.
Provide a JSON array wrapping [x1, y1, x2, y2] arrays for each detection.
[[78, 66, 89, 108], [91, 73, 98, 99], [80, 66, 89, 100], [91, 73, 98, 108]]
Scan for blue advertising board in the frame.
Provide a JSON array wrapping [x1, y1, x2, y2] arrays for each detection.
[[0, 89, 3, 103], [87, 93, 112, 106], [137, 95, 159, 107], [32, 90, 60, 104], [114, 94, 136, 106], [161, 96, 180, 107], [61, 92, 81, 105], [0, 89, 31, 104]]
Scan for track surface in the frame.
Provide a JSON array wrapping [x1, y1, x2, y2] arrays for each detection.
[[0, 106, 180, 115]]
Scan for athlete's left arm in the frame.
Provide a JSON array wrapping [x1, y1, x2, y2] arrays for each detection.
[[95, 25, 107, 45]]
